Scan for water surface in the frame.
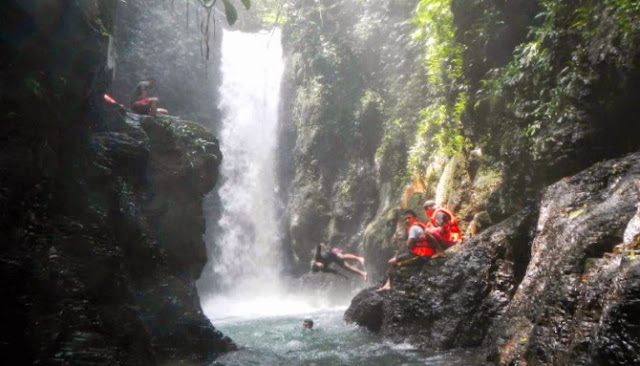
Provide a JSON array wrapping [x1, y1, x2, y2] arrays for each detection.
[[212, 308, 490, 366]]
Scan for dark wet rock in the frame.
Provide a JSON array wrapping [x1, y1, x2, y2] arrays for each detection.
[[4, 1, 228, 365], [484, 152, 640, 365], [1, 101, 234, 364], [346, 153, 640, 364], [346, 207, 537, 349], [467, 211, 493, 238], [588, 260, 640, 366], [344, 289, 385, 332]]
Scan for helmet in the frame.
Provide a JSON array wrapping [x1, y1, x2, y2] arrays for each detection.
[[423, 200, 436, 209]]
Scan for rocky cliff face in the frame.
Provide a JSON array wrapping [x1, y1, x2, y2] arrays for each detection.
[[278, 0, 425, 275], [278, 0, 640, 279], [346, 152, 640, 365], [1, 1, 233, 364], [3, 106, 234, 365]]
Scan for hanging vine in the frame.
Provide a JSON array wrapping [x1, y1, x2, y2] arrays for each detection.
[[177, 0, 252, 63]]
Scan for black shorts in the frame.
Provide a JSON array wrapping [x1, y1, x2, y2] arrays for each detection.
[[323, 249, 344, 268], [330, 254, 345, 267], [396, 252, 427, 267]]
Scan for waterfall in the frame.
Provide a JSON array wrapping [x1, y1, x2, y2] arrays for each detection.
[[199, 29, 312, 320], [214, 29, 283, 290]]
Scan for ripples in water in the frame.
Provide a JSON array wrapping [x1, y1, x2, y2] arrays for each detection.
[[211, 308, 491, 366]]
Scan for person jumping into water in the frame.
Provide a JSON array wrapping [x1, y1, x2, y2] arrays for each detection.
[[311, 243, 368, 281]]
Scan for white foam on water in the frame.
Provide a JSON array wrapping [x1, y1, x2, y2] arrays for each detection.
[[203, 291, 349, 324]]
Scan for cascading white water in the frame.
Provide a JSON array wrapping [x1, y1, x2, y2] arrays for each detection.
[[214, 29, 283, 291], [200, 29, 317, 321]]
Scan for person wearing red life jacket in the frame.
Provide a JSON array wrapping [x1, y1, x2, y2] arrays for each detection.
[[376, 210, 441, 291], [423, 200, 462, 247]]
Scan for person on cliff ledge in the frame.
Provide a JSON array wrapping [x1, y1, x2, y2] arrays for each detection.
[[376, 209, 441, 291], [131, 78, 168, 116], [422, 200, 462, 251], [311, 243, 368, 282]]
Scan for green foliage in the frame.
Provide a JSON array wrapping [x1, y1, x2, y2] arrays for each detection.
[[573, 0, 640, 34], [23, 74, 69, 102], [475, 0, 639, 156], [412, 0, 464, 85], [337, 168, 357, 202], [375, 117, 412, 190], [360, 90, 382, 111], [572, 0, 640, 57], [256, 1, 286, 26], [91, 17, 111, 37], [407, 0, 468, 174], [24, 77, 44, 99], [375, 118, 404, 164], [221, 0, 238, 25]]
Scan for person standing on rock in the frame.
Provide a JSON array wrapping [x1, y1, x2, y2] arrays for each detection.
[[422, 200, 461, 249], [377, 210, 440, 291], [131, 78, 168, 116], [311, 243, 368, 282]]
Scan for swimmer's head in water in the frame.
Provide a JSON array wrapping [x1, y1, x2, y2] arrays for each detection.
[[302, 319, 314, 329]]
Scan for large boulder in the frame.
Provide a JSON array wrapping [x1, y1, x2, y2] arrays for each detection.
[[1, 109, 235, 365], [485, 152, 640, 365], [344, 290, 385, 332]]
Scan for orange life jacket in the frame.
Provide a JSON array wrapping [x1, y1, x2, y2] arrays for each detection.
[[430, 208, 462, 242], [408, 222, 434, 257]]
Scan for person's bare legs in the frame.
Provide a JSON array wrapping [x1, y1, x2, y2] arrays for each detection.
[[148, 98, 159, 116], [378, 277, 392, 291], [342, 262, 368, 282], [341, 253, 365, 266], [376, 257, 397, 291]]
